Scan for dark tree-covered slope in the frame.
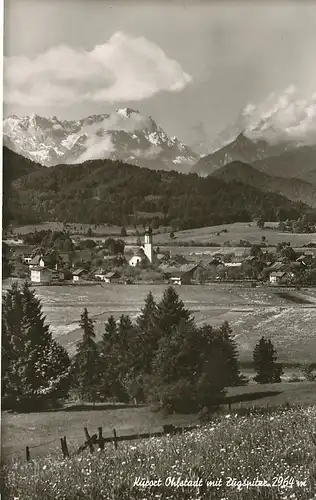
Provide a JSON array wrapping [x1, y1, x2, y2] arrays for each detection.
[[212, 161, 316, 208], [5, 149, 308, 228]]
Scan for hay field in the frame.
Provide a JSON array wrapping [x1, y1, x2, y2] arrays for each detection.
[[3, 281, 316, 364]]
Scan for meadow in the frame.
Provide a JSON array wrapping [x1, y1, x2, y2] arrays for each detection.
[[3, 280, 316, 364], [2, 406, 316, 499], [2, 381, 316, 464], [10, 221, 316, 247]]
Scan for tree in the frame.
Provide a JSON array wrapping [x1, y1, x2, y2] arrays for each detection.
[[120, 226, 127, 237], [253, 337, 283, 384], [154, 286, 193, 334], [149, 322, 227, 413], [2, 282, 71, 410], [257, 216, 265, 230], [216, 321, 247, 386], [300, 363, 316, 381], [73, 308, 100, 402]]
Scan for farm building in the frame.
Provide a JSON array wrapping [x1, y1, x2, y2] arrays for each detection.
[[28, 255, 51, 270], [30, 266, 52, 284], [161, 263, 200, 285], [72, 268, 86, 282], [94, 270, 120, 283], [269, 271, 294, 284]]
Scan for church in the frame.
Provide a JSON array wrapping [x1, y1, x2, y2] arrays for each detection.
[[128, 228, 157, 267]]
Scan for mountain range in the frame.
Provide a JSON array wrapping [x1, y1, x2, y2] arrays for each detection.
[[3, 108, 316, 212], [3, 109, 198, 173], [212, 161, 316, 208], [192, 132, 303, 176]]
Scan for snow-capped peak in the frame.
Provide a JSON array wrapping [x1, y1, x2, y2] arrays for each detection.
[[3, 111, 199, 172]]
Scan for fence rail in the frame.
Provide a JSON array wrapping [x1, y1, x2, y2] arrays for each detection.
[[24, 423, 198, 462]]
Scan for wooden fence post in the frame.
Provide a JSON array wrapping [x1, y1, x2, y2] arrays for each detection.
[[26, 446, 30, 462], [113, 428, 118, 450], [84, 427, 94, 454], [61, 436, 70, 458], [98, 427, 105, 451]]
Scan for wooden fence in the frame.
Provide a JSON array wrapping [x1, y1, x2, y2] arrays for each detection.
[[25, 424, 198, 461]]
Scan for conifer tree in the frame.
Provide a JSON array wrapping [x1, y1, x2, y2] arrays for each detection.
[[154, 286, 193, 333], [253, 336, 283, 384], [2, 282, 71, 409], [98, 316, 117, 401], [73, 308, 100, 402], [135, 292, 158, 373], [216, 321, 247, 386], [136, 292, 157, 333]]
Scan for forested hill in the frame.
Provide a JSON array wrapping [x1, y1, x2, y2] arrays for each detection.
[[3, 147, 44, 228], [7, 149, 308, 229]]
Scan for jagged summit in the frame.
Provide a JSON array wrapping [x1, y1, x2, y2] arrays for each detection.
[[3, 110, 198, 172]]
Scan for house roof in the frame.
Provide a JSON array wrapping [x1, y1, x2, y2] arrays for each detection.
[[31, 266, 49, 272], [163, 263, 199, 277], [95, 270, 118, 278], [269, 262, 284, 270], [104, 271, 119, 278], [73, 268, 85, 276], [29, 255, 42, 265]]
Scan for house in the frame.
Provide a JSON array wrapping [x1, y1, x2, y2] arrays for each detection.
[[28, 255, 50, 269], [72, 268, 86, 282], [268, 261, 284, 272], [51, 269, 65, 282], [30, 266, 52, 284], [95, 270, 120, 283], [164, 263, 200, 285], [269, 271, 295, 285]]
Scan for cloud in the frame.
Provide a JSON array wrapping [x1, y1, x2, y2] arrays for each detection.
[[74, 134, 115, 163], [241, 86, 316, 145], [4, 32, 192, 106]]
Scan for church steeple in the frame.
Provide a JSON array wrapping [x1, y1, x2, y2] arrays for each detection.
[[144, 227, 153, 262]]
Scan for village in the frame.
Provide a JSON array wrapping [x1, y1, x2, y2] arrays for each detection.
[[4, 226, 316, 288]]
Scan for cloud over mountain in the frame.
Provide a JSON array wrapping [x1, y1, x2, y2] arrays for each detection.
[[4, 32, 192, 106], [242, 86, 316, 145]]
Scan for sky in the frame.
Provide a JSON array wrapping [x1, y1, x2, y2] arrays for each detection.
[[3, 0, 316, 150]]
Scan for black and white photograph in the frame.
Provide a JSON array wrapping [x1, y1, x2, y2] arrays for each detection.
[[1, 0, 316, 498]]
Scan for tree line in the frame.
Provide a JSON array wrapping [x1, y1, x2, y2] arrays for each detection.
[[2, 283, 284, 413]]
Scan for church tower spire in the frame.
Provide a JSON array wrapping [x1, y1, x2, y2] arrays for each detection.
[[143, 227, 153, 263]]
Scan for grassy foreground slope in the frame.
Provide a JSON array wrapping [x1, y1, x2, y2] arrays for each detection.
[[2, 382, 316, 462], [2, 405, 316, 499]]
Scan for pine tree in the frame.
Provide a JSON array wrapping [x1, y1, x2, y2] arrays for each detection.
[[98, 316, 117, 401], [136, 292, 157, 332], [73, 308, 100, 402], [216, 321, 247, 386], [253, 337, 283, 384], [120, 226, 127, 237], [154, 286, 193, 334], [134, 292, 158, 373], [2, 282, 71, 410]]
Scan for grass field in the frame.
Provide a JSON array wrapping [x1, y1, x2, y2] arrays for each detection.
[[9, 221, 316, 247], [2, 404, 316, 499], [3, 280, 316, 364], [152, 222, 316, 247], [2, 382, 316, 463]]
